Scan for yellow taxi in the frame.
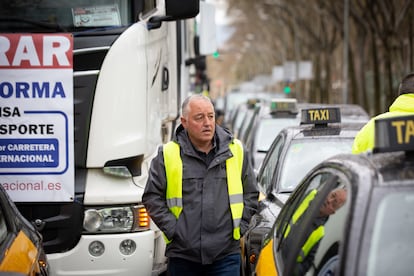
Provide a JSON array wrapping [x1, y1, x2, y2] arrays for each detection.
[[0, 184, 49, 275], [256, 114, 414, 275]]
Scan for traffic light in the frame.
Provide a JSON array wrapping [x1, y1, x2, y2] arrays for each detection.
[[283, 82, 294, 94], [283, 85, 291, 94], [212, 50, 220, 59]]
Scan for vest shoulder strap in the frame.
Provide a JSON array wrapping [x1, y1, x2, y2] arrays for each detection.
[[163, 142, 183, 217]]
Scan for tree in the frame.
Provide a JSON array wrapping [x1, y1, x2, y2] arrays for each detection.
[[208, 0, 414, 115]]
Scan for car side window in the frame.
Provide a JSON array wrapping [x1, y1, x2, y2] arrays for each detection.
[[271, 173, 327, 273], [257, 134, 285, 195], [276, 173, 327, 257], [311, 176, 350, 276], [275, 171, 350, 276]]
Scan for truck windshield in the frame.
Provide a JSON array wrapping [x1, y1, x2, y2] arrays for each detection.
[[0, 0, 135, 32]]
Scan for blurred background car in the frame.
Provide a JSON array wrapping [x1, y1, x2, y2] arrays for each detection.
[[0, 185, 49, 275], [255, 114, 414, 276], [241, 107, 364, 276], [222, 90, 286, 131], [231, 98, 263, 139], [244, 98, 300, 172]]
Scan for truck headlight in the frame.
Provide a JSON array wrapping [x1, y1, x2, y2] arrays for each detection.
[[83, 205, 150, 233]]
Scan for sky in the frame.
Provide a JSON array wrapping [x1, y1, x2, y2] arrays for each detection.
[[207, 0, 229, 25], [205, 0, 233, 47]]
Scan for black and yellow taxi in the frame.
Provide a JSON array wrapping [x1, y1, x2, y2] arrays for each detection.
[[241, 107, 364, 276], [255, 114, 414, 275], [0, 184, 48, 275]]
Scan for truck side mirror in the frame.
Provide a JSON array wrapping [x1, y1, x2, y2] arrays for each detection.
[[148, 0, 199, 29], [166, 0, 200, 19]]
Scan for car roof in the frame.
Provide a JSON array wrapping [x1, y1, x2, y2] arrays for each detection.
[[249, 102, 367, 143], [281, 122, 365, 140], [246, 103, 367, 171], [323, 149, 414, 188]]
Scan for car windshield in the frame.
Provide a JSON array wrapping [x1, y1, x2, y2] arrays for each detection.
[[366, 191, 414, 276], [0, 0, 134, 32], [279, 138, 353, 192], [255, 117, 299, 152]]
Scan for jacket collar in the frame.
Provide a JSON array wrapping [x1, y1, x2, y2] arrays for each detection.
[[174, 124, 234, 156]]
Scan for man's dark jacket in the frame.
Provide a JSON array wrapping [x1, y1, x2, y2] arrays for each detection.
[[142, 124, 259, 264]]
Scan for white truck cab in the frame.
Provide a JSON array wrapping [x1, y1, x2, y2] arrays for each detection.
[[0, 0, 204, 275]]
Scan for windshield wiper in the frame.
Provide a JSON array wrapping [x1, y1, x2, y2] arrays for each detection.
[[0, 16, 65, 31]]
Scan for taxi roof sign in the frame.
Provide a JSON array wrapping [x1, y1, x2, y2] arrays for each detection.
[[301, 107, 341, 125], [374, 115, 414, 153], [270, 98, 298, 114]]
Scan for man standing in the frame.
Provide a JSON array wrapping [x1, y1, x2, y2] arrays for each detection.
[[352, 72, 414, 154], [143, 94, 258, 275]]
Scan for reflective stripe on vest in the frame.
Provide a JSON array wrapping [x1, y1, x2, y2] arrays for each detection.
[[284, 189, 317, 239], [163, 139, 244, 241], [297, 225, 324, 262]]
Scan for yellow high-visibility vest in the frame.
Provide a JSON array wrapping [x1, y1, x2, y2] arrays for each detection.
[[163, 139, 244, 243]]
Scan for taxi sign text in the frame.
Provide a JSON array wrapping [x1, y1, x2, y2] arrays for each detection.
[[392, 120, 414, 144], [308, 109, 330, 121], [301, 108, 341, 125], [374, 115, 414, 152]]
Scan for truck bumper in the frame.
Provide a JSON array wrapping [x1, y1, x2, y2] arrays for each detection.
[[47, 231, 155, 276]]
